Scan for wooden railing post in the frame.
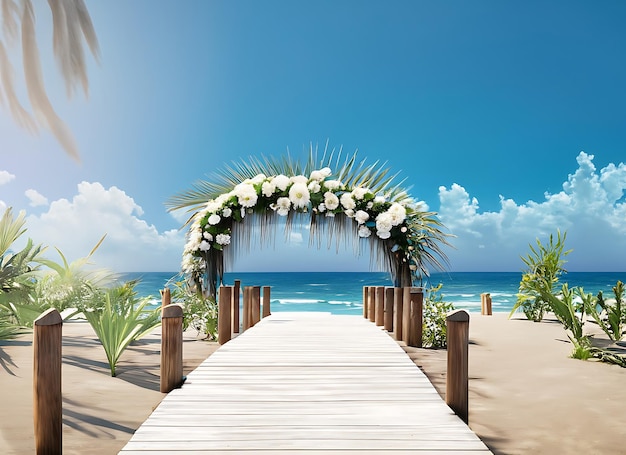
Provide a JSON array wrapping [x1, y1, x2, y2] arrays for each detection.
[[218, 286, 233, 344], [446, 309, 470, 424], [481, 293, 492, 315], [384, 287, 394, 332], [252, 286, 261, 326], [242, 286, 251, 331], [393, 287, 404, 341], [368, 286, 376, 323], [402, 287, 411, 344], [375, 286, 385, 326], [262, 286, 271, 318], [33, 308, 62, 455], [160, 303, 184, 393], [233, 279, 241, 333], [362, 286, 368, 319], [411, 288, 423, 348]]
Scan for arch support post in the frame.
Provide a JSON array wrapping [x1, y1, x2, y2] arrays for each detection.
[[446, 309, 470, 424]]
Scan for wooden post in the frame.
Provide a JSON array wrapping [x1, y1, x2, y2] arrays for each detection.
[[368, 286, 376, 323], [33, 308, 62, 455], [218, 286, 233, 345], [481, 293, 492, 315], [362, 286, 368, 319], [262, 286, 271, 318], [384, 287, 394, 332], [160, 303, 184, 393], [242, 286, 251, 331], [375, 286, 385, 326], [446, 309, 470, 424], [410, 288, 424, 348], [252, 286, 261, 326], [233, 279, 241, 333], [402, 287, 411, 344], [393, 287, 404, 341], [160, 287, 171, 308]]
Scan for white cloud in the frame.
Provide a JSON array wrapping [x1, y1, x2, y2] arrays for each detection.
[[25, 189, 49, 207], [438, 152, 626, 271], [0, 170, 15, 185], [24, 182, 185, 272]]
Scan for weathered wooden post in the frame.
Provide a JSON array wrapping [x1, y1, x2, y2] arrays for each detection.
[[446, 309, 470, 424], [160, 303, 184, 393], [33, 308, 62, 455], [411, 288, 424, 348], [384, 287, 394, 332], [375, 286, 385, 326], [161, 287, 171, 308], [242, 286, 251, 331], [481, 293, 492, 315], [233, 279, 241, 333], [393, 287, 404, 341], [218, 286, 233, 344], [262, 286, 271, 318], [368, 286, 376, 323], [402, 287, 411, 344], [252, 286, 261, 326], [362, 286, 368, 319]]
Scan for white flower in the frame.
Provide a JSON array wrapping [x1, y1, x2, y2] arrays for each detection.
[[308, 181, 321, 193], [199, 240, 211, 251], [318, 203, 326, 212], [203, 232, 213, 241], [358, 225, 371, 238], [262, 181, 276, 197], [250, 173, 267, 184], [367, 202, 374, 209], [234, 183, 258, 208], [340, 193, 356, 210], [388, 203, 407, 226], [290, 175, 308, 185], [374, 196, 386, 204], [324, 180, 343, 190], [351, 187, 370, 200], [401, 226, 407, 233], [275, 197, 291, 216], [208, 214, 221, 225], [377, 230, 391, 239], [309, 167, 331, 181], [325, 211, 335, 217], [222, 207, 232, 218], [355, 210, 369, 224], [215, 233, 231, 245], [324, 192, 340, 210], [376, 212, 393, 233], [205, 200, 222, 213], [345, 209, 354, 218], [272, 174, 290, 191], [186, 230, 203, 251], [289, 182, 310, 209]]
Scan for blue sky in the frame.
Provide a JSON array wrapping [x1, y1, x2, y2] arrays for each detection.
[[1, 0, 626, 273]]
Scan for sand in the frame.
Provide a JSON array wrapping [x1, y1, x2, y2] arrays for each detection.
[[1, 313, 625, 454]]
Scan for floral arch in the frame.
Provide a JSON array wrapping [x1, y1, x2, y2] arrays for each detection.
[[169, 151, 451, 297]]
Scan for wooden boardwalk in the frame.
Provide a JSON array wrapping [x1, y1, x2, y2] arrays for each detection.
[[120, 312, 492, 454]]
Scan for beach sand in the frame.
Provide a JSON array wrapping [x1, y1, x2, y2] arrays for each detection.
[[1, 313, 625, 454]]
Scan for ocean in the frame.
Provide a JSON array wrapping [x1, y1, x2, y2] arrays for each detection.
[[120, 271, 626, 315]]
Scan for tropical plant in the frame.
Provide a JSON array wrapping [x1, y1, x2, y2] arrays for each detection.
[[0, 207, 45, 333], [422, 284, 454, 348], [83, 281, 161, 376], [510, 230, 571, 321], [585, 281, 625, 342], [539, 284, 590, 358], [167, 147, 452, 296], [33, 234, 116, 318], [168, 276, 218, 340], [0, 0, 99, 159]]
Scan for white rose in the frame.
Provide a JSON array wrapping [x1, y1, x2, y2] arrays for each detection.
[[290, 175, 308, 185], [324, 180, 343, 190], [262, 181, 276, 197], [199, 240, 211, 251], [208, 214, 221, 225], [340, 193, 356, 210], [324, 192, 340, 210], [308, 181, 321, 193], [354, 210, 369, 224], [358, 226, 371, 238], [272, 175, 290, 191], [377, 230, 391, 239], [351, 187, 370, 200], [376, 212, 393, 233]]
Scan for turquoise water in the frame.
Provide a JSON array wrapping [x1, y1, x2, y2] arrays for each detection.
[[120, 271, 626, 314]]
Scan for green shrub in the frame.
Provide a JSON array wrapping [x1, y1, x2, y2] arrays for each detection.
[[422, 284, 454, 348], [585, 281, 625, 342], [511, 230, 571, 322], [83, 281, 161, 376], [168, 276, 218, 340]]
